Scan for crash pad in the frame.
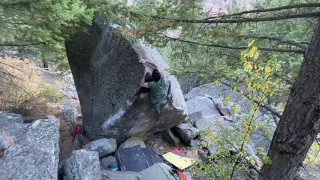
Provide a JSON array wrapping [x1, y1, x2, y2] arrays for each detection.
[[116, 145, 164, 172], [117, 145, 149, 172], [162, 152, 195, 170], [140, 163, 179, 180]]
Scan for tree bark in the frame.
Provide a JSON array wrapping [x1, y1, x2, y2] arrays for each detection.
[[260, 19, 320, 179]]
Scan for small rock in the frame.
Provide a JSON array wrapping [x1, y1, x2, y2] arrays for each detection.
[[83, 138, 117, 158], [159, 146, 164, 150], [101, 156, 119, 171], [101, 170, 142, 180], [0, 111, 24, 123], [58, 158, 67, 177], [174, 123, 199, 144], [208, 144, 217, 155], [73, 133, 84, 149], [61, 108, 77, 124], [189, 140, 199, 148], [59, 101, 76, 111], [64, 149, 101, 180], [119, 137, 146, 149], [188, 111, 202, 124], [198, 148, 209, 162], [162, 129, 181, 146]]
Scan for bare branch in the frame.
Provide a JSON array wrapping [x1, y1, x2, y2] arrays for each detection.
[[0, 61, 29, 77], [0, 67, 24, 81], [167, 36, 305, 54], [150, 12, 320, 24], [0, 42, 46, 46], [237, 35, 308, 49], [206, 3, 320, 20]]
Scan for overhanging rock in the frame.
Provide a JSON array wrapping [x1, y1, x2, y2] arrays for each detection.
[[66, 19, 187, 142]]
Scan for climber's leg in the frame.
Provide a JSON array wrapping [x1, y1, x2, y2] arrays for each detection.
[[153, 103, 161, 114]]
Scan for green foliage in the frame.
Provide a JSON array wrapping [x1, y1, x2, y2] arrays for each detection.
[[0, 0, 94, 72], [0, 0, 94, 44]]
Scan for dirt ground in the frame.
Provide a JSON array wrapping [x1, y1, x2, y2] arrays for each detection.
[[145, 132, 199, 158], [58, 99, 85, 161]]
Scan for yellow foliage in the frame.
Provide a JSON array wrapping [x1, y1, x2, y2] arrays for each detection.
[[304, 142, 320, 167], [265, 66, 272, 74], [248, 40, 256, 47], [0, 57, 63, 117]]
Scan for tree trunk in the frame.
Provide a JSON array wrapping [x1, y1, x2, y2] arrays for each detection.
[[260, 20, 320, 179], [42, 60, 48, 69]]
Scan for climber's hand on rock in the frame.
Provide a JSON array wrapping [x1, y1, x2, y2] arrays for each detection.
[[139, 59, 146, 64]]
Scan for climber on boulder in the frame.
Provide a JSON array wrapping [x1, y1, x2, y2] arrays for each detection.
[[139, 59, 166, 114]]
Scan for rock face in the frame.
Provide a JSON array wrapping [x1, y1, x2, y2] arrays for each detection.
[[64, 149, 101, 180], [0, 112, 59, 180], [83, 138, 117, 158], [66, 18, 187, 142]]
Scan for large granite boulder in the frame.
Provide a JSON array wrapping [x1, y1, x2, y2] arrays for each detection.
[[186, 96, 221, 124], [66, 18, 187, 141], [0, 112, 59, 180], [194, 115, 228, 135], [185, 83, 251, 114], [64, 149, 101, 180]]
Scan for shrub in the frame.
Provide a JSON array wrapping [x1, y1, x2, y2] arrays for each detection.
[[0, 57, 63, 118]]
